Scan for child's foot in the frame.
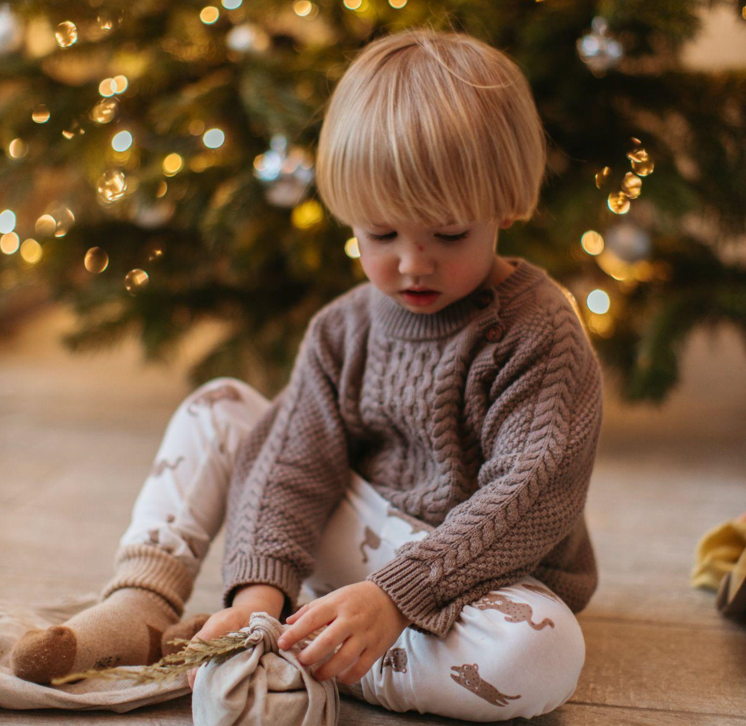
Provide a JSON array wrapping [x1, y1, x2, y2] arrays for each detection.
[[9, 588, 180, 684]]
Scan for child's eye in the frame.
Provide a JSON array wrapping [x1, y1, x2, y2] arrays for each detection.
[[437, 232, 469, 242], [365, 231, 397, 241]]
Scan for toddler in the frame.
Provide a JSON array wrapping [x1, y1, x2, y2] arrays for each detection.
[[10, 26, 603, 721]]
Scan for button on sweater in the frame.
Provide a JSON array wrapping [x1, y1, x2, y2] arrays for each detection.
[[222, 256, 604, 638]]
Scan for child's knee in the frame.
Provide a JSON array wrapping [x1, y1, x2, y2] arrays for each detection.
[[459, 608, 585, 720]]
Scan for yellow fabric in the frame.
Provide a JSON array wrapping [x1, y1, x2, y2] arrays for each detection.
[[690, 518, 746, 591]]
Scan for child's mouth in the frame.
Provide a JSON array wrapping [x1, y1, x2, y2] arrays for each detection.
[[401, 290, 440, 306]]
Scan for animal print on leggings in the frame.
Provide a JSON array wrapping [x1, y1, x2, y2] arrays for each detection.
[[450, 663, 521, 707], [187, 383, 244, 415], [385, 506, 434, 535], [381, 647, 408, 674], [473, 593, 555, 630], [149, 456, 184, 478], [359, 525, 381, 563]]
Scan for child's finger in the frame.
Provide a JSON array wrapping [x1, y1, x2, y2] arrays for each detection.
[[286, 602, 310, 623], [187, 667, 197, 690], [279, 603, 328, 650]]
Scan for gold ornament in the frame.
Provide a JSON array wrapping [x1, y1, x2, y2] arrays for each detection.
[[625, 138, 648, 164], [595, 166, 611, 189], [124, 268, 149, 294], [55, 21, 78, 48], [96, 170, 127, 203], [32, 105, 50, 123], [84, 247, 109, 273], [35, 215, 57, 237], [90, 98, 119, 124], [607, 191, 630, 214], [620, 172, 642, 199], [52, 206, 75, 237], [632, 157, 654, 176], [8, 138, 27, 159]]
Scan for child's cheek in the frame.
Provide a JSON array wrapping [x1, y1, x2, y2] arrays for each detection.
[[359, 255, 390, 287]]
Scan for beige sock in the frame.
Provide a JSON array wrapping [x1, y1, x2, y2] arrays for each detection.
[[10, 543, 194, 684]]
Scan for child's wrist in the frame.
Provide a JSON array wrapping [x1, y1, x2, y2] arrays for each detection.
[[233, 583, 285, 616]]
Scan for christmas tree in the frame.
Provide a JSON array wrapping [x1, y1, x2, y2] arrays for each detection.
[[0, 0, 744, 401]]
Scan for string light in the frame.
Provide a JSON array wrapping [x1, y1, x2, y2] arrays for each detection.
[[162, 153, 183, 176], [200, 6, 220, 24], [0, 233, 19, 255], [0, 210, 16, 234], [20, 239, 42, 264], [580, 230, 604, 256], [293, 1, 313, 16], [344, 237, 360, 258], [291, 199, 323, 230], [202, 128, 225, 148], [111, 130, 133, 152], [222, 0, 243, 7], [586, 289, 611, 314]]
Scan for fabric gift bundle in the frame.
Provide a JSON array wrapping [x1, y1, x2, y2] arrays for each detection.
[[0, 594, 340, 725]]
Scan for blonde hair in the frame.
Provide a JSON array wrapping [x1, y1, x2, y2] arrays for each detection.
[[315, 27, 547, 230]]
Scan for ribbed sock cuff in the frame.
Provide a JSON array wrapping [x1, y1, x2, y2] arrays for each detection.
[[101, 544, 195, 617]]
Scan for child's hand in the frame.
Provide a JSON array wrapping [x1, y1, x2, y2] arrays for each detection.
[[185, 584, 284, 690], [277, 581, 412, 685]]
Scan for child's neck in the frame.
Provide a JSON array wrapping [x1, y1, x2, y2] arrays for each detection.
[[484, 254, 518, 288]]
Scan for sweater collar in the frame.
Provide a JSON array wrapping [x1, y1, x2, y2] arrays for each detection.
[[369, 256, 543, 340]]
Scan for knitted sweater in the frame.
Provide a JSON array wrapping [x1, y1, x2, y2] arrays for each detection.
[[222, 256, 604, 638]]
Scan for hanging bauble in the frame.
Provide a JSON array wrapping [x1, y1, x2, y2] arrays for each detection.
[[130, 197, 176, 228], [225, 23, 271, 54], [604, 221, 652, 263], [576, 16, 624, 77], [0, 4, 21, 55], [253, 134, 315, 208]]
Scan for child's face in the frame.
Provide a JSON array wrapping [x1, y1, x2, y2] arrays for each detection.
[[352, 218, 509, 313]]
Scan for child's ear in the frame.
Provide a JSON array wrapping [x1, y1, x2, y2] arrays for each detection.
[[499, 219, 513, 229]]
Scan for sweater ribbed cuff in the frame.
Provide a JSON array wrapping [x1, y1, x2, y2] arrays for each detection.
[[365, 556, 459, 638], [101, 543, 194, 617], [222, 555, 302, 622]]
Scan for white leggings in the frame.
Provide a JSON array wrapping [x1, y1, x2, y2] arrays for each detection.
[[119, 377, 585, 722]]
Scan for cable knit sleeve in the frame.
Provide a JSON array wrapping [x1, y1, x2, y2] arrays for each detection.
[[365, 303, 604, 638], [221, 315, 351, 618]]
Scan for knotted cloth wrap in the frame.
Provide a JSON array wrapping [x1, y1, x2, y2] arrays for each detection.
[[193, 611, 340, 726]]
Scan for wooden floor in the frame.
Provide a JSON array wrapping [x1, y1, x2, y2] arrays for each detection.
[[1, 304, 744, 725]]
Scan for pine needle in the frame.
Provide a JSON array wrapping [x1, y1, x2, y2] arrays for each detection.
[[51, 632, 251, 687]]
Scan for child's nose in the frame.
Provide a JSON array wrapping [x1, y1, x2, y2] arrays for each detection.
[[398, 250, 434, 278]]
